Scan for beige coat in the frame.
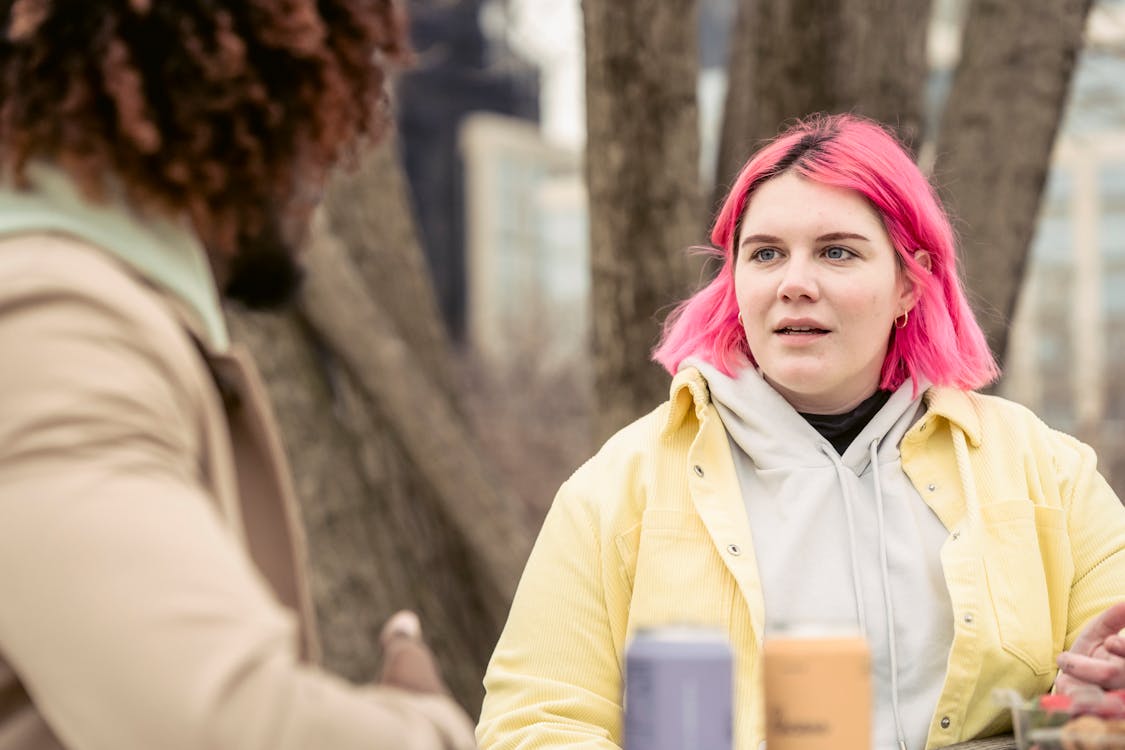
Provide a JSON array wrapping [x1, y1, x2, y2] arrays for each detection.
[[0, 232, 472, 749]]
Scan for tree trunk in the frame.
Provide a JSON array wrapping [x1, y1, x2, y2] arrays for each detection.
[[712, 0, 756, 209], [582, 0, 703, 443], [933, 0, 1093, 367], [297, 220, 527, 619], [228, 138, 533, 714], [713, 0, 930, 207], [320, 135, 458, 397]]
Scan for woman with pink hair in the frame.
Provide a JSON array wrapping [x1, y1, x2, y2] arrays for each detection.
[[477, 114, 1125, 750]]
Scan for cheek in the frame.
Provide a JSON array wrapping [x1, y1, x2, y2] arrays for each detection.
[[734, 271, 769, 314], [856, 288, 897, 326]]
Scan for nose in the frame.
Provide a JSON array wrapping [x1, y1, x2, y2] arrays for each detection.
[[776, 254, 819, 302]]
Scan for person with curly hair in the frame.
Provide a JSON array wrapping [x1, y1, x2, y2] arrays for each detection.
[[0, 2, 476, 749]]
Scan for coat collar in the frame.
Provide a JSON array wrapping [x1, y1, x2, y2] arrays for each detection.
[[664, 364, 983, 447], [663, 366, 714, 437], [922, 387, 984, 447], [0, 162, 229, 351]]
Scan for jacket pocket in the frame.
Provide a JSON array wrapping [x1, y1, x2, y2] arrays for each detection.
[[620, 509, 735, 633], [980, 500, 1066, 675]]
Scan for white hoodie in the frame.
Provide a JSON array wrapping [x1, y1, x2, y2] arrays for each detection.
[[691, 360, 955, 750]]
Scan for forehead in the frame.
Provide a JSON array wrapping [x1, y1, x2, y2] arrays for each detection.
[[738, 172, 887, 239]]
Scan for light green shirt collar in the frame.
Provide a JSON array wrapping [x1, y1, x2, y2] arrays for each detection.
[[0, 162, 229, 350]]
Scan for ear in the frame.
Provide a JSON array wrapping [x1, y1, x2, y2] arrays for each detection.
[[897, 249, 931, 313], [913, 250, 932, 272]]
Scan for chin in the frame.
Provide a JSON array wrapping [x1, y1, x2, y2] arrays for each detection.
[[762, 361, 833, 391], [763, 372, 828, 399]]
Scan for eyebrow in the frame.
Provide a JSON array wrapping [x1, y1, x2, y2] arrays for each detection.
[[739, 231, 871, 247]]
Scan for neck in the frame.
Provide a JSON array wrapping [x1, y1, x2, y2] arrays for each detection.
[[766, 378, 879, 415]]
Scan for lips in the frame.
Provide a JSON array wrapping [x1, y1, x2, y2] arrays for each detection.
[[775, 325, 829, 335], [774, 319, 831, 334]]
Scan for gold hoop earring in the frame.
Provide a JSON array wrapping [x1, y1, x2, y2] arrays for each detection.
[[895, 311, 909, 330]]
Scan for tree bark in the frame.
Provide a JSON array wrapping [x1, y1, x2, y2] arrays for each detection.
[[713, 0, 930, 207], [297, 220, 528, 618], [227, 138, 533, 713], [712, 0, 756, 210], [229, 300, 508, 711], [321, 136, 458, 396], [933, 0, 1093, 367], [582, 0, 703, 443]]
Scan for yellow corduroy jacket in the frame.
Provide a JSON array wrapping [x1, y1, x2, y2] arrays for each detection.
[[477, 367, 1125, 750]]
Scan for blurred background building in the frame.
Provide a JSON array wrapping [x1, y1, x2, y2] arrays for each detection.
[[395, 0, 539, 342], [459, 113, 583, 368], [412, 0, 737, 367]]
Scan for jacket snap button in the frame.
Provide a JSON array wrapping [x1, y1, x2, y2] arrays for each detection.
[[727, 544, 741, 556], [927, 483, 937, 492], [940, 717, 951, 729], [963, 612, 974, 624], [693, 465, 705, 477]]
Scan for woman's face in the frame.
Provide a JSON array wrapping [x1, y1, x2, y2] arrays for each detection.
[[734, 172, 915, 414]]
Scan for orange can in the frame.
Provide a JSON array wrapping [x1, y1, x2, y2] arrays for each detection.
[[763, 627, 871, 750]]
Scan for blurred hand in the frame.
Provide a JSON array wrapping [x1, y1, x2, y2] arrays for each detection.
[[378, 610, 479, 750], [1056, 601, 1125, 694], [379, 610, 448, 694]]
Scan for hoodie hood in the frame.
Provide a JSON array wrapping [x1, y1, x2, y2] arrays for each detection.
[[689, 358, 926, 474], [687, 358, 953, 750]]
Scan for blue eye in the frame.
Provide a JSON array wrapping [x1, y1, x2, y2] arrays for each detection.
[[752, 248, 779, 262], [824, 246, 853, 260]]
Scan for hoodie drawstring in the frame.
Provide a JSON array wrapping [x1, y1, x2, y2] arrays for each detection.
[[871, 439, 909, 750], [823, 444, 868, 635], [821, 440, 909, 750]]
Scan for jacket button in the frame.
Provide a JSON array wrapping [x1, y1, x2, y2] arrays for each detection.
[[927, 483, 937, 492], [963, 612, 974, 624], [727, 544, 741, 556], [693, 465, 705, 477], [940, 716, 951, 729]]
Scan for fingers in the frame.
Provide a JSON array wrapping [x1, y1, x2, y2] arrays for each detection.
[[1057, 651, 1125, 691], [381, 610, 422, 646], [379, 610, 449, 694], [378, 610, 475, 747], [1106, 635, 1125, 659], [1073, 603, 1125, 655], [381, 638, 448, 693], [1093, 602, 1125, 639], [1055, 670, 1108, 699]]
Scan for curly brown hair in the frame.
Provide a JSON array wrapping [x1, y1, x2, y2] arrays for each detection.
[[0, 0, 409, 254]]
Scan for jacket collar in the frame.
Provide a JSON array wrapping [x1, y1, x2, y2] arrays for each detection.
[[663, 366, 713, 437], [665, 365, 984, 447], [922, 387, 983, 447], [0, 162, 229, 351]]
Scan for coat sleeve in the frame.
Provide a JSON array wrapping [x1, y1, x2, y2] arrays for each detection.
[[0, 269, 475, 750], [476, 462, 631, 750], [1052, 429, 1125, 648]]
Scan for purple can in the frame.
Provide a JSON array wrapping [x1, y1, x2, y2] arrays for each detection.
[[624, 627, 733, 750]]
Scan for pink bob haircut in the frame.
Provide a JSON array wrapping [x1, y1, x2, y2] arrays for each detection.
[[653, 113, 999, 392]]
